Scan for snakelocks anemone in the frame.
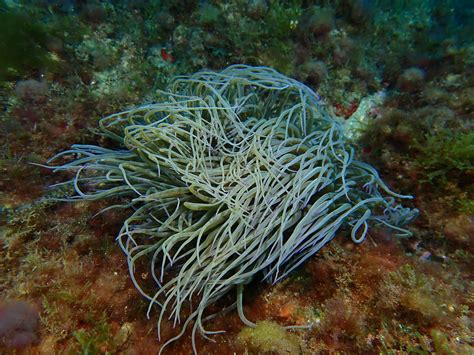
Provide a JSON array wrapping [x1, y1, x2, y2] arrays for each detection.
[[46, 65, 418, 353]]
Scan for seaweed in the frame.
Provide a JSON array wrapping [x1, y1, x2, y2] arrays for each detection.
[[0, 1, 51, 80], [415, 130, 474, 183]]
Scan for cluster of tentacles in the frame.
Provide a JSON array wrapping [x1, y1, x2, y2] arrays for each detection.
[[47, 65, 418, 353]]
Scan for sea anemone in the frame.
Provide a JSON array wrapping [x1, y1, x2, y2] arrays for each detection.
[[46, 65, 417, 353]]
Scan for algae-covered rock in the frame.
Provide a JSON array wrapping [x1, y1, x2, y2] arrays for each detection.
[[237, 321, 301, 354]]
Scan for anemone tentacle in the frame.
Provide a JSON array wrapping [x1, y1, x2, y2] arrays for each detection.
[[48, 65, 418, 354]]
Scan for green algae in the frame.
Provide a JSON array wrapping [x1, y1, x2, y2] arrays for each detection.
[[416, 130, 474, 183], [0, 1, 51, 80], [237, 320, 301, 354]]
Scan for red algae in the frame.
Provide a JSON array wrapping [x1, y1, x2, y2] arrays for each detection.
[[318, 296, 367, 351]]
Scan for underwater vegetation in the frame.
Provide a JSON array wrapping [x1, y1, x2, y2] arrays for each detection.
[[416, 130, 474, 184], [46, 65, 417, 352], [0, 0, 472, 353], [0, 1, 51, 80]]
